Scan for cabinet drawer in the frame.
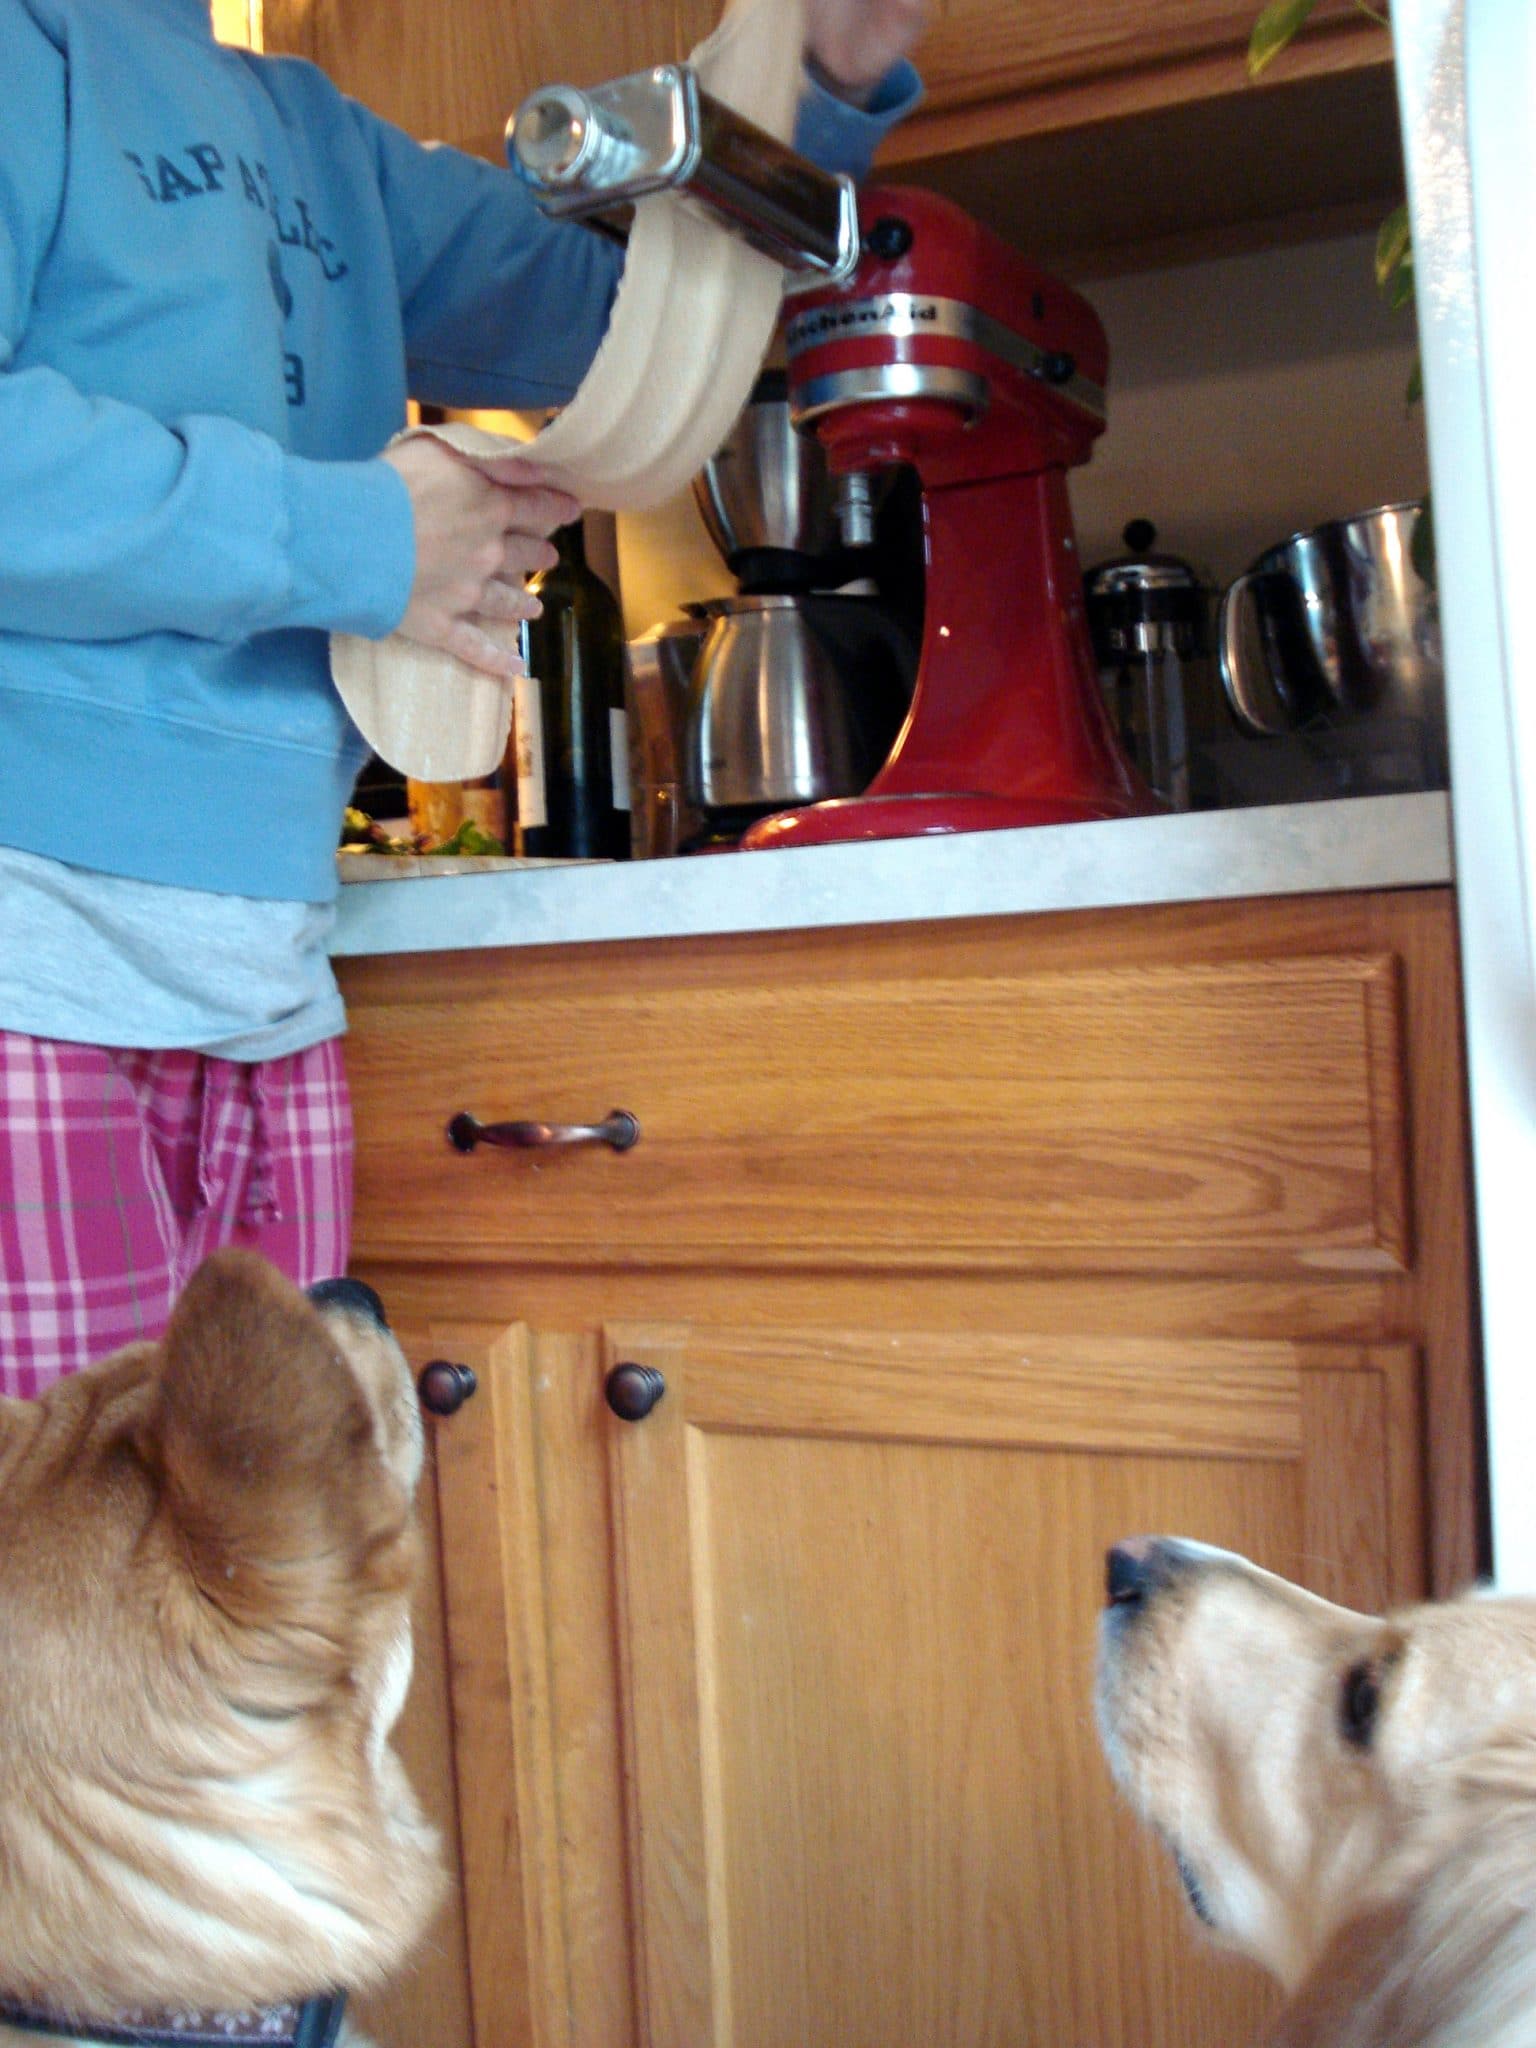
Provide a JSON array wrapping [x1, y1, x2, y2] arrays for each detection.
[[342, 934, 1409, 1277]]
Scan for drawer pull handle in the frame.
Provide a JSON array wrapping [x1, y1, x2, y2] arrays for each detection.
[[605, 1363, 666, 1422], [447, 1108, 641, 1154], [417, 1360, 479, 1416]]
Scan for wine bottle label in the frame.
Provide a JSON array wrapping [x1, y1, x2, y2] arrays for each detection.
[[513, 674, 548, 831], [609, 706, 632, 812]]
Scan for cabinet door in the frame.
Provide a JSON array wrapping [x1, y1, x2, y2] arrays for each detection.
[[433, 1318, 1423, 2048], [606, 1322, 1423, 2047]]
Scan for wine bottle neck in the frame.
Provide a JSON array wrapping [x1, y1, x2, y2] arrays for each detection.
[[555, 519, 588, 569]]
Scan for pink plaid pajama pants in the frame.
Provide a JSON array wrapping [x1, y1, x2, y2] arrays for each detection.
[[0, 1031, 353, 1398]]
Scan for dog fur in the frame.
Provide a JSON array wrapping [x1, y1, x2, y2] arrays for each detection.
[[0, 1249, 444, 2045], [1096, 1537, 1536, 2047]]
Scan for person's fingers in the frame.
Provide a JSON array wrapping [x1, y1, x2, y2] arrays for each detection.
[[475, 454, 570, 491], [432, 613, 528, 682], [499, 531, 560, 583], [477, 576, 545, 624], [491, 482, 584, 537]]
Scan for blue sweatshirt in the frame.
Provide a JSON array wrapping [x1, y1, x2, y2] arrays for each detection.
[[0, 0, 917, 900]]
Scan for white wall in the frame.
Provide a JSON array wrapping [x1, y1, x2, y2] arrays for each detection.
[[616, 229, 1428, 634]]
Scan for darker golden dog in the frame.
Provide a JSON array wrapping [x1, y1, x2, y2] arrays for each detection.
[[1096, 1537, 1536, 2047], [0, 1250, 444, 2048]]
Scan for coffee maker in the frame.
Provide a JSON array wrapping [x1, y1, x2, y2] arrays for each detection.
[[680, 370, 915, 849]]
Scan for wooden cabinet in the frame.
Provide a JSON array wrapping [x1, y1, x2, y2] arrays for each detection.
[[261, 0, 1395, 246], [891, 0, 1362, 129], [338, 886, 1480, 2048], [262, 0, 715, 159]]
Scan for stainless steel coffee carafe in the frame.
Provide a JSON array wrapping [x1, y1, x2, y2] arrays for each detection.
[[686, 591, 913, 835]]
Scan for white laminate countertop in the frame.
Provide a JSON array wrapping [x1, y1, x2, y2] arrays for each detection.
[[329, 791, 1454, 958]]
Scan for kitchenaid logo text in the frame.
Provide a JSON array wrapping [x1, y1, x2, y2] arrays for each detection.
[[785, 296, 942, 355], [121, 143, 349, 282]]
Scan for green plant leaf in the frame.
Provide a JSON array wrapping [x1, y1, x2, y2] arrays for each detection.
[[1248, 0, 1322, 77], [1385, 258, 1416, 313], [1411, 497, 1436, 588], [1375, 205, 1412, 289], [1406, 357, 1424, 406]]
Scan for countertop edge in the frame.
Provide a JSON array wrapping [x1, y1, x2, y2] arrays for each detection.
[[329, 792, 1454, 958]]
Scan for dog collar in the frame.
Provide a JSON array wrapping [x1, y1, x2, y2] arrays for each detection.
[[0, 1993, 346, 2048]]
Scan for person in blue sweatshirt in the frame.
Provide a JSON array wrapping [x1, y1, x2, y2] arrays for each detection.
[[0, 0, 927, 1393]]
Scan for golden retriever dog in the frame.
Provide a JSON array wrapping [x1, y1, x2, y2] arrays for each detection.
[[1095, 1536, 1536, 2047], [0, 1250, 444, 2048]]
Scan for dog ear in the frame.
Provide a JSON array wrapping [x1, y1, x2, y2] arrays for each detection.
[[144, 1248, 415, 1685]]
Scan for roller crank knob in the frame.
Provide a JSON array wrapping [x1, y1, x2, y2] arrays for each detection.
[[863, 214, 914, 263], [605, 1363, 666, 1422], [417, 1359, 479, 1416]]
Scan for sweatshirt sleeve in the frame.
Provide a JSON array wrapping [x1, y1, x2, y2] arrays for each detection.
[[793, 59, 924, 179], [350, 55, 924, 413], [347, 104, 628, 414], [0, 2, 413, 648]]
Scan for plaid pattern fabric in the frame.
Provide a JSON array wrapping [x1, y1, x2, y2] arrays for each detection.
[[0, 1033, 352, 1397]]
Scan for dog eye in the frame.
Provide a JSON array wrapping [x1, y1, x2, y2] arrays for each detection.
[[1340, 1659, 1381, 1748]]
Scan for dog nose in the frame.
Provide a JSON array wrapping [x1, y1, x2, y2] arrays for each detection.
[[306, 1276, 389, 1329], [1105, 1537, 1168, 1609]]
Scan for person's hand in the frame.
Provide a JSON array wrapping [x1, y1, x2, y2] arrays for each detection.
[[382, 436, 581, 681], [804, 0, 928, 102]]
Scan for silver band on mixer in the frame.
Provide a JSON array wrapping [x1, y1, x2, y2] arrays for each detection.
[[786, 293, 1106, 423]]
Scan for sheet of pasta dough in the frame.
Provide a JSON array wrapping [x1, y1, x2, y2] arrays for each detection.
[[331, 0, 806, 785]]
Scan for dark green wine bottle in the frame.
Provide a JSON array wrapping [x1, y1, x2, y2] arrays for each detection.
[[508, 520, 632, 861]]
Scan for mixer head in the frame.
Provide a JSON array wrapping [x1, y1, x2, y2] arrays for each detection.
[[784, 185, 1109, 540]]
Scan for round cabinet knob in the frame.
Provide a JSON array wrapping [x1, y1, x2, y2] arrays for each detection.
[[417, 1359, 479, 1416], [604, 1363, 666, 1422]]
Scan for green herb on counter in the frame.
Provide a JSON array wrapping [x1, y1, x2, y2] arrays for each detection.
[[431, 818, 507, 857], [338, 805, 506, 858]]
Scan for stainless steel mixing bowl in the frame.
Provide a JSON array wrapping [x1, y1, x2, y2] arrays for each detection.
[[692, 370, 840, 570], [1218, 501, 1443, 739]]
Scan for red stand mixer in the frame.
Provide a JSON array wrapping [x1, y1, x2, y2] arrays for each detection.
[[744, 186, 1153, 847], [506, 73, 1153, 846]]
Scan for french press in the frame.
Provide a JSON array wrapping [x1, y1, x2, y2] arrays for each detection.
[[1084, 521, 1220, 812]]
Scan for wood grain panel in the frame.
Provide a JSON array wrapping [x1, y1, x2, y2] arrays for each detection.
[[915, 0, 1264, 113], [345, 946, 1409, 1276], [888, 13, 1384, 163], [265, 0, 711, 151], [429, 1323, 571, 2048], [349, 1437, 475, 2048], [603, 1323, 1420, 2048], [649, 1324, 1305, 1458]]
